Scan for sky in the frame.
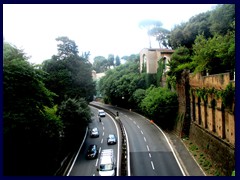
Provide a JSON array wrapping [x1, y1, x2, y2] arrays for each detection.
[[3, 4, 217, 64]]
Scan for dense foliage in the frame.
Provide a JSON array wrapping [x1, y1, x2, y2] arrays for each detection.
[[3, 37, 94, 175], [42, 36, 95, 104], [140, 86, 178, 129], [167, 4, 235, 80], [168, 4, 235, 49], [99, 60, 178, 129], [3, 43, 62, 175]]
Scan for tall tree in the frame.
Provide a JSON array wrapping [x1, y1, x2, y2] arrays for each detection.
[[93, 56, 108, 73], [55, 36, 79, 60], [149, 27, 170, 48], [209, 4, 235, 35], [107, 54, 115, 68], [3, 43, 62, 175], [115, 55, 121, 66], [42, 36, 95, 103], [139, 19, 163, 48]]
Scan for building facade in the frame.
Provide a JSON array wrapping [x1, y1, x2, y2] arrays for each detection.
[[139, 48, 174, 74]]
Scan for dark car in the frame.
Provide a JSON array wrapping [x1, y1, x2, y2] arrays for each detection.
[[90, 127, 99, 138], [86, 144, 98, 159], [107, 134, 117, 145]]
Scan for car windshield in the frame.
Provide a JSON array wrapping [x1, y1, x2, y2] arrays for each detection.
[[109, 135, 114, 139], [100, 164, 113, 171], [92, 128, 98, 132]]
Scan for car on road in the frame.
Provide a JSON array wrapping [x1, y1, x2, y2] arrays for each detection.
[[86, 144, 98, 159], [107, 134, 117, 145], [98, 109, 106, 117], [90, 127, 99, 138]]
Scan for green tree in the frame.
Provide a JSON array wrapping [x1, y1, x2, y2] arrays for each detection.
[[140, 86, 178, 129], [139, 19, 163, 48], [192, 32, 235, 75], [42, 36, 95, 104], [167, 46, 193, 81], [93, 56, 108, 73], [115, 55, 121, 66], [149, 27, 170, 48], [107, 54, 115, 68], [99, 61, 146, 108], [55, 36, 79, 60], [209, 4, 235, 35], [57, 98, 91, 147], [3, 43, 62, 175], [169, 11, 211, 49]]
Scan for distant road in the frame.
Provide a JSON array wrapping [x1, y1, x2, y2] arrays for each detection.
[[90, 102, 185, 176]]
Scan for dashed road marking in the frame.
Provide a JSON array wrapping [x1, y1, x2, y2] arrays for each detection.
[[133, 121, 136, 124], [103, 126, 104, 130], [151, 161, 155, 170], [129, 117, 133, 120], [101, 139, 103, 144], [141, 130, 143, 134], [102, 132, 104, 136], [144, 137, 146, 142], [137, 125, 140, 129], [149, 153, 151, 158], [95, 159, 99, 166], [146, 145, 150, 151]]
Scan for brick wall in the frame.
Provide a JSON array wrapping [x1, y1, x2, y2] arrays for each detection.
[[176, 72, 235, 175]]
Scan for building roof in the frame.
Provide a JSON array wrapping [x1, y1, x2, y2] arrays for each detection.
[[140, 48, 174, 53]]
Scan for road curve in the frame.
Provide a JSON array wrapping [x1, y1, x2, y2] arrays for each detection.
[[90, 102, 185, 176]]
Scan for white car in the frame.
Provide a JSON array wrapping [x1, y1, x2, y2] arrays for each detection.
[[90, 127, 99, 138], [107, 134, 117, 145], [98, 109, 106, 117]]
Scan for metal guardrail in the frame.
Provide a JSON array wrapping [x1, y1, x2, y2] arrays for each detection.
[[89, 104, 128, 176]]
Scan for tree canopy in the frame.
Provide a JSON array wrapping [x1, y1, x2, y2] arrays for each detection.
[[42, 36, 95, 103]]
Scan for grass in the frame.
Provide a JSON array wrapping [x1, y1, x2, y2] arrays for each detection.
[[182, 138, 223, 176]]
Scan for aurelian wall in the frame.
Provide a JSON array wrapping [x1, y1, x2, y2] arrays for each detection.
[[189, 73, 235, 145], [188, 73, 235, 175]]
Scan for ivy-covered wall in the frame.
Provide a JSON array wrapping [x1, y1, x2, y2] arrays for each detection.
[[188, 72, 235, 176]]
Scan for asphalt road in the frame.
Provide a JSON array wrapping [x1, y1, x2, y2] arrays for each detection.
[[68, 106, 120, 176], [90, 102, 185, 176]]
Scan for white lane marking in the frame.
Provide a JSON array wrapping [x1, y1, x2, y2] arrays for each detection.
[[149, 153, 151, 158], [101, 139, 103, 143], [102, 122, 104, 125], [129, 117, 133, 120], [151, 122, 187, 176], [151, 161, 155, 170], [144, 137, 146, 142], [137, 125, 140, 129], [141, 130, 144, 134], [146, 145, 150, 151], [99, 147, 101, 153], [102, 132, 104, 136], [108, 113, 121, 176], [133, 121, 136, 124], [95, 158, 99, 166], [103, 126, 105, 130]]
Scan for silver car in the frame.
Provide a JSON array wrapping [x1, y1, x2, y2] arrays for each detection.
[[107, 134, 117, 145], [90, 127, 99, 138]]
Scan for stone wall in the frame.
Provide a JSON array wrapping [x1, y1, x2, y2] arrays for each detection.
[[189, 123, 235, 175], [175, 72, 235, 175]]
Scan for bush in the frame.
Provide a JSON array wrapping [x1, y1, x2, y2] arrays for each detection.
[[140, 86, 178, 129]]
